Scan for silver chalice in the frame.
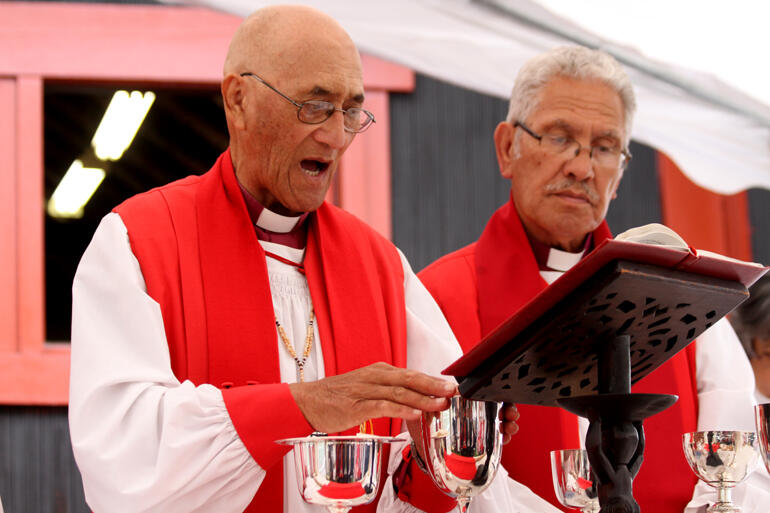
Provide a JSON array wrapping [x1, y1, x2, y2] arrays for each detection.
[[755, 404, 770, 474], [277, 434, 399, 513], [682, 431, 759, 512], [551, 449, 600, 513], [416, 395, 502, 512]]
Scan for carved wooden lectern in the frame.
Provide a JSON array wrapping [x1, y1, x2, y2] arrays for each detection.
[[443, 240, 767, 513]]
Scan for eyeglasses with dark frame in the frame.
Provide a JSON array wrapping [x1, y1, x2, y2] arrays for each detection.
[[240, 72, 376, 133], [514, 120, 631, 170]]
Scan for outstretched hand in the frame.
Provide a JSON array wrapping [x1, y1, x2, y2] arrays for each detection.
[[288, 362, 458, 434]]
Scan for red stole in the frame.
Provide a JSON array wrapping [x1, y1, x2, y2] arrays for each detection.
[[115, 149, 407, 512], [478, 199, 611, 509], [420, 198, 697, 512]]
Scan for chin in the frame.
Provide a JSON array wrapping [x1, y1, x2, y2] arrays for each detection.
[[292, 198, 327, 214], [553, 219, 595, 237]]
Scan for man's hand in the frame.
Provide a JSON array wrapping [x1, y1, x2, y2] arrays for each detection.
[[499, 402, 519, 444], [289, 362, 458, 434]]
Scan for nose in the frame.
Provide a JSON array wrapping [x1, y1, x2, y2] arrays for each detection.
[[313, 110, 350, 150], [562, 144, 595, 181]]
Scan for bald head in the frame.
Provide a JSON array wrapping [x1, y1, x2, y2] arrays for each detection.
[[220, 5, 366, 216], [223, 5, 359, 80]]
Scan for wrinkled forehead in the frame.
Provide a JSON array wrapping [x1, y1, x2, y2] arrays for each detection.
[[271, 34, 364, 97], [531, 77, 626, 137], [227, 6, 364, 92]]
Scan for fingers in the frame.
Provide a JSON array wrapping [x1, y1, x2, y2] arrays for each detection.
[[365, 382, 451, 413], [499, 402, 520, 422], [368, 363, 457, 398], [499, 402, 519, 445], [288, 363, 457, 434]]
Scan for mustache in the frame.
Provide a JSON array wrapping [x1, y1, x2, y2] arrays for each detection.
[[544, 178, 599, 204]]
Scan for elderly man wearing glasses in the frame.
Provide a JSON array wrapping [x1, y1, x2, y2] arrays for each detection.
[[67, 5, 540, 513], [419, 46, 762, 513]]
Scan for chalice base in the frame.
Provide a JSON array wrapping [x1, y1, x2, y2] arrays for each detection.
[[707, 502, 741, 513]]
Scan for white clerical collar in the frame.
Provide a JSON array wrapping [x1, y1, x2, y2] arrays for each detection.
[[256, 207, 302, 234], [546, 247, 585, 272]]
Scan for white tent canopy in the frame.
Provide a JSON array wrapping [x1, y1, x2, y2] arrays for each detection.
[[176, 0, 770, 194]]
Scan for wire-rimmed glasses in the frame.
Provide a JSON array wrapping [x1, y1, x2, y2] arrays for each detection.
[[240, 72, 375, 133], [514, 120, 631, 170]]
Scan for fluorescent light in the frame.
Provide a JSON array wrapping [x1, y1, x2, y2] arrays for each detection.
[[91, 90, 155, 161], [47, 159, 106, 219]]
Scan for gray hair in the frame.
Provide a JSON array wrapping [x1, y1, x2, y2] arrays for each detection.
[[506, 46, 636, 147], [730, 274, 770, 359]]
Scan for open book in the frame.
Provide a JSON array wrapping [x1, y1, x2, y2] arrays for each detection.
[[615, 223, 690, 249], [613, 223, 766, 279]]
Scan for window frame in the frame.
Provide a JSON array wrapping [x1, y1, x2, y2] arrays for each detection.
[[0, 2, 413, 405]]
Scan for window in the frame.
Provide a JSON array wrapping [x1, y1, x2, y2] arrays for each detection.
[[44, 83, 228, 341], [0, 2, 411, 404]]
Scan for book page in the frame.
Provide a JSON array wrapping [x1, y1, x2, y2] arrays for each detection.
[[695, 249, 765, 267], [614, 223, 689, 250]]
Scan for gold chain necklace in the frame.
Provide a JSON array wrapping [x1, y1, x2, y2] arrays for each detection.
[[275, 309, 315, 382]]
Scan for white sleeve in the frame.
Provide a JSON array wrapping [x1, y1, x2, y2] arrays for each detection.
[[400, 249, 463, 377], [694, 319, 756, 431], [684, 318, 770, 513], [69, 213, 261, 513], [376, 251, 560, 513]]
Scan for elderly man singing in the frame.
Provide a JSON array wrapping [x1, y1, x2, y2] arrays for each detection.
[[68, 5, 541, 513], [419, 46, 765, 513]]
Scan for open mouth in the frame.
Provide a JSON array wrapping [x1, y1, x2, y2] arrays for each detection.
[[300, 159, 330, 176]]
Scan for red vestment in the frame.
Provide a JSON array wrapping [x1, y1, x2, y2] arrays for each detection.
[[419, 198, 698, 512], [114, 149, 408, 512]]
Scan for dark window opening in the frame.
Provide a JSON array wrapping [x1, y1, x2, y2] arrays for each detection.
[[44, 82, 228, 341]]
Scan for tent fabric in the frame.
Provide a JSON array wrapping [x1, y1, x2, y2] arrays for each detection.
[[174, 0, 770, 194]]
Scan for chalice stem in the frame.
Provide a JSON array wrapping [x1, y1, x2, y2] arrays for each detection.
[[718, 485, 731, 504], [457, 497, 471, 513], [707, 485, 740, 512]]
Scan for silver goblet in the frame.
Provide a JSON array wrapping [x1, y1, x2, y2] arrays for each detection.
[[755, 404, 770, 474], [682, 431, 759, 512], [417, 395, 502, 513], [551, 449, 600, 513], [277, 434, 400, 513]]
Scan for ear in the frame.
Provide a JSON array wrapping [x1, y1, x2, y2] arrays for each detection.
[[494, 121, 515, 179], [221, 74, 247, 131]]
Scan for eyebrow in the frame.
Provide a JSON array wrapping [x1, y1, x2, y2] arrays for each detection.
[[544, 119, 621, 141], [594, 129, 622, 141], [308, 85, 365, 104], [542, 119, 573, 133]]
